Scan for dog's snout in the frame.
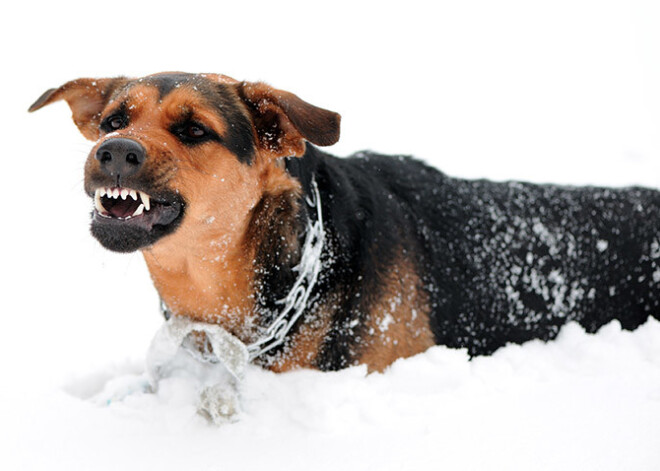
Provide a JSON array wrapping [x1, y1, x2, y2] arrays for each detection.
[[95, 138, 146, 179]]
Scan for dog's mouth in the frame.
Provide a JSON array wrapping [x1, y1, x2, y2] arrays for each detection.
[[90, 185, 185, 252], [94, 187, 153, 219]]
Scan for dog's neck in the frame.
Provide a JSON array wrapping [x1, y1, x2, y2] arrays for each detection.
[[141, 156, 309, 344], [142, 218, 259, 340]]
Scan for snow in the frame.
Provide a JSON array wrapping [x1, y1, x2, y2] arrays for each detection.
[[145, 315, 249, 423], [5, 320, 660, 470], [3, 0, 660, 470]]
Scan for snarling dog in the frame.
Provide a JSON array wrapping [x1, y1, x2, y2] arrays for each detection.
[[30, 72, 660, 372]]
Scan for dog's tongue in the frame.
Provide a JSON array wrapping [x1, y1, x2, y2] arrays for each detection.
[[103, 197, 141, 218]]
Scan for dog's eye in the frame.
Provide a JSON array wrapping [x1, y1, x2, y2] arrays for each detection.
[[109, 116, 124, 130], [101, 114, 128, 133], [186, 125, 206, 139], [172, 121, 218, 145]]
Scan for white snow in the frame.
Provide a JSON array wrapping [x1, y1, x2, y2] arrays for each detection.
[[3, 1, 660, 470], [4, 320, 660, 471]]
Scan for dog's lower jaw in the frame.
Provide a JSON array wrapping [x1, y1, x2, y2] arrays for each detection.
[[89, 197, 185, 253]]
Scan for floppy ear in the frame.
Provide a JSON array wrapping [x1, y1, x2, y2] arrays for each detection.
[[28, 77, 128, 141], [235, 81, 341, 159]]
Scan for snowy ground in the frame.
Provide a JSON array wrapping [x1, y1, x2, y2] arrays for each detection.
[[3, 1, 660, 470], [4, 320, 660, 470]]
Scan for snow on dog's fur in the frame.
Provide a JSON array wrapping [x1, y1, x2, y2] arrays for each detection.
[[30, 72, 660, 373]]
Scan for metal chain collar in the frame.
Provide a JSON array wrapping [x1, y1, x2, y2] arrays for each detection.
[[246, 178, 325, 360], [159, 178, 325, 362]]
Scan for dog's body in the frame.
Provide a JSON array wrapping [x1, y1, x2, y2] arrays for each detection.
[[291, 146, 660, 370], [30, 72, 660, 372]]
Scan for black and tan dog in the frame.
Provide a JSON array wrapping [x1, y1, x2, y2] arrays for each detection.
[[30, 72, 660, 372]]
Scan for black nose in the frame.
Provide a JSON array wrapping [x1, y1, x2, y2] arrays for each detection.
[[95, 138, 146, 179]]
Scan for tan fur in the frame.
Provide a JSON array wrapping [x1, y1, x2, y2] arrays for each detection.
[[357, 258, 436, 372], [264, 294, 340, 372], [264, 256, 435, 372], [29, 77, 129, 139], [236, 81, 341, 158]]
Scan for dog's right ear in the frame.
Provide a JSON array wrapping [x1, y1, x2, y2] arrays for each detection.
[[235, 81, 341, 160], [28, 77, 128, 141]]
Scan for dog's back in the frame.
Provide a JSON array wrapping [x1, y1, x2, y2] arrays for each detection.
[[32, 72, 659, 371], [298, 148, 660, 357]]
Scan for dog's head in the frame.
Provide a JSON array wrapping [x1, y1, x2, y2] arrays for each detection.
[[29, 72, 340, 253]]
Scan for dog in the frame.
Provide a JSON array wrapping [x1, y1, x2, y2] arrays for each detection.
[[30, 72, 660, 373]]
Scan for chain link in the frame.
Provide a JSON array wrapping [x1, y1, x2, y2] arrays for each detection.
[[246, 178, 325, 359]]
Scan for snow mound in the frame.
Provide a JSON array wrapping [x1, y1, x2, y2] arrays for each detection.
[[13, 318, 654, 471]]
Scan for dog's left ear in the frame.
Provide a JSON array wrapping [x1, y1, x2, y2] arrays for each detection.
[[235, 81, 341, 159], [28, 77, 128, 141]]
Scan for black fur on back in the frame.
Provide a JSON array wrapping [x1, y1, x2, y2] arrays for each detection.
[[260, 145, 660, 369]]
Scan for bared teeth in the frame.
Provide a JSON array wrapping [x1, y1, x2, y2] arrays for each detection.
[[94, 188, 107, 214], [133, 204, 145, 216], [139, 191, 151, 211], [94, 186, 153, 217]]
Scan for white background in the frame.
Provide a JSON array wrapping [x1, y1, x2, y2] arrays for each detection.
[[2, 1, 660, 470]]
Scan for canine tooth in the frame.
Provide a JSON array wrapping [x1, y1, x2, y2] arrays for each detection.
[[94, 189, 106, 214], [130, 189, 138, 200], [120, 189, 128, 200], [113, 188, 120, 199], [133, 204, 145, 216], [140, 191, 151, 211]]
